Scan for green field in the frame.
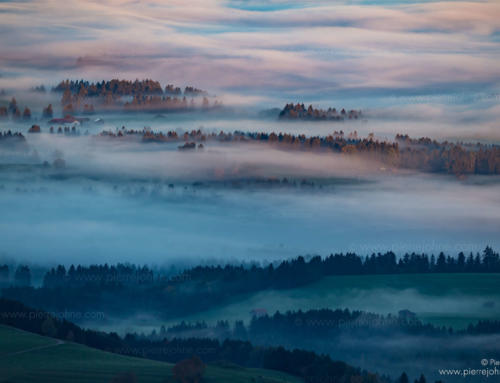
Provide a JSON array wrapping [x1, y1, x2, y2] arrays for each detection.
[[0, 326, 303, 383], [150, 273, 500, 330], [0, 326, 59, 357]]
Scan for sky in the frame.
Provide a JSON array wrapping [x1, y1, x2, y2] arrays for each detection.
[[1, 0, 500, 107]]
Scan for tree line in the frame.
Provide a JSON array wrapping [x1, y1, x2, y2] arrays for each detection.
[[0, 97, 54, 121], [53, 79, 207, 97], [53, 79, 215, 114], [1, 247, 498, 319], [154, 308, 500, 343], [5, 247, 500, 290], [279, 103, 362, 121], [100, 128, 500, 175], [1, 79, 214, 120], [0, 297, 423, 383], [0, 130, 27, 144], [0, 97, 31, 120]]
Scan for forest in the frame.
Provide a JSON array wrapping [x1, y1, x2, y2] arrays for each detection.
[[279, 103, 362, 121], [2, 121, 499, 175], [156, 308, 500, 341], [0, 80, 219, 117], [54, 79, 216, 114], [96, 128, 500, 175], [1, 248, 498, 318], [0, 297, 438, 383], [52, 79, 207, 98]]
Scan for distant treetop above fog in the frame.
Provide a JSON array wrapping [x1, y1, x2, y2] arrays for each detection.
[[48, 79, 217, 115], [95, 127, 500, 176], [279, 103, 362, 121], [52, 79, 208, 98]]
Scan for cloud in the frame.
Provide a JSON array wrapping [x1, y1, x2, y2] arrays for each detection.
[[0, 0, 499, 104]]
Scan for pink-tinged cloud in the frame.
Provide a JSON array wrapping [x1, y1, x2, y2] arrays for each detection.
[[0, 0, 499, 99]]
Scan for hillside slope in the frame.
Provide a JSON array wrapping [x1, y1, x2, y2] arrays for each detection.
[[0, 325, 303, 383], [157, 273, 500, 331]]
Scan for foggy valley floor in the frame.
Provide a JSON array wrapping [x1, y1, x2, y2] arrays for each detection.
[[0, 130, 499, 265]]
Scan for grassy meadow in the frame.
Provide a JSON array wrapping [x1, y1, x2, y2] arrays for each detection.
[[153, 273, 500, 331], [0, 326, 302, 383]]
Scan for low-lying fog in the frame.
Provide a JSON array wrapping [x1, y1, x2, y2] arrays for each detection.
[[0, 131, 499, 266], [2, 107, 500, 144]]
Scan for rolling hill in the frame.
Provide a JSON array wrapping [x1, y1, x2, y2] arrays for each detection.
[[0, 325, 303, 383], [149, 273, 500, 332]]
